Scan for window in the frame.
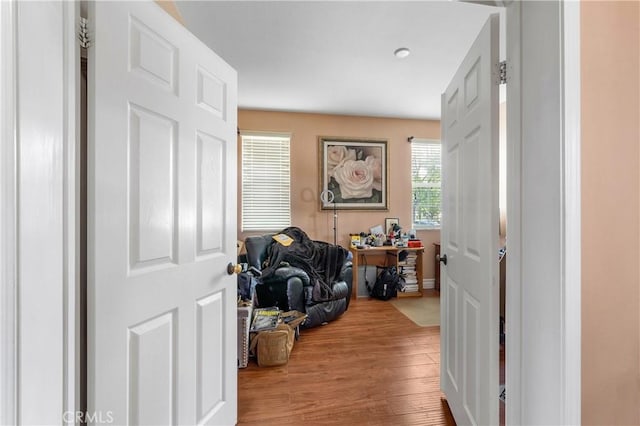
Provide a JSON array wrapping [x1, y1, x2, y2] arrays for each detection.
[[241, 132, 291, 231], [411, 139, 441, 229]]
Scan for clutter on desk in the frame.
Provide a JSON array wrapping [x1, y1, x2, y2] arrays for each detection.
[[349, 229, 422, 249]]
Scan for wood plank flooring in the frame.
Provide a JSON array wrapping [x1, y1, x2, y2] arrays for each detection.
[[237, 291, 455, 425]]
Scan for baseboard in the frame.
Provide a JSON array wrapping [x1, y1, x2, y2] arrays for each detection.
[[422, 278, 435, 290]]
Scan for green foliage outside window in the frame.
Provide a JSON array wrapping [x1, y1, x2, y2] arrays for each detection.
[[411, 141, 441, 228]]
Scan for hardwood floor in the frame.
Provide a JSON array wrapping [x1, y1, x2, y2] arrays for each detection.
[[238, 291, 455, 425]]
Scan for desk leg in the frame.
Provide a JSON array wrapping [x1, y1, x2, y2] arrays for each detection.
[[351, 253, 359, 301]]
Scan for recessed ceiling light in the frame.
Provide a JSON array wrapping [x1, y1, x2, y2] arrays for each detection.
[[394, 47, 411, 59]]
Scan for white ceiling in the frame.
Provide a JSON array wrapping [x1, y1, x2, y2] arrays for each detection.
[[177, 1, 502, 120]]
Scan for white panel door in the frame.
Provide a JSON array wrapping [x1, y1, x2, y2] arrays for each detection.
[[88, 2, 237, 425], [440, 14, 499, 426]]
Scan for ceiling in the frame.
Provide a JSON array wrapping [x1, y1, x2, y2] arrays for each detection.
[[177, 1, 502, 120]]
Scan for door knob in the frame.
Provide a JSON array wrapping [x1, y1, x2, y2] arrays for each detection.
[[439, 254, 448, 265], [227, 262, 243, 275]]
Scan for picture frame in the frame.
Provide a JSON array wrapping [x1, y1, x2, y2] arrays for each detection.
[[319, 136, 388, 210], [385, 218, 400, 235]]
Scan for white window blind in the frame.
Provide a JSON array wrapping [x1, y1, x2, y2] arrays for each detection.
[[241, 133, 291, 231], [411, 139, 441, 229]]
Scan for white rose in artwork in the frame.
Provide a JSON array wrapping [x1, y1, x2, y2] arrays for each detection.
[[326, 145, 356, 177], [364, 155, 383, 191], [333, 159, 375, 199]]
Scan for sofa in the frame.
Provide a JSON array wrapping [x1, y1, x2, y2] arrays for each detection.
[[243, 227, 353, 328]]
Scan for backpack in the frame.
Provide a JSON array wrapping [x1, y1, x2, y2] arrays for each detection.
[[367, 266, 405, 300]]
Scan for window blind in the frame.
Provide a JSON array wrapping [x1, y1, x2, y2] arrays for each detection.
[[241, 133, 291, 231], [411, 139, 441, 229]]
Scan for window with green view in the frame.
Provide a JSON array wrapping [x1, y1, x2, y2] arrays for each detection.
[[411, 139, 441, 229]]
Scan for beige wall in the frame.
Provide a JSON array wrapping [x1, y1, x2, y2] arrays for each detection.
[[581, 1, 640, 424], [238, 109, 442, 280], [155, 1, 185, 26]]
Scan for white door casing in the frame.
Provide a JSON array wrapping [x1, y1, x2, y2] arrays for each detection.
[[506, 2, 581, 424], [88, 2, 238, 425], [1, 2, 79, 424], [440, 14, 499, 426], [0, 1, 18, 422]]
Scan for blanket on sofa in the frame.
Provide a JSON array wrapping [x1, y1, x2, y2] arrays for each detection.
[[261, 227, 348, 302]]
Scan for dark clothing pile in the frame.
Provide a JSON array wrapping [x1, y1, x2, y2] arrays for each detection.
[[260, 227, 348, 302]]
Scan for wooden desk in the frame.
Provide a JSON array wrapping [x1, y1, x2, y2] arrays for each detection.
[[349, 246, 424, 301]]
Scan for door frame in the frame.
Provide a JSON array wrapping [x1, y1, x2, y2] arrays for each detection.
[[0, 1, 17, 423], [0, 1, 581, 424], [561, 3, 582, 423], [505, 1, 581, 424], [0, 1, 81, 424]]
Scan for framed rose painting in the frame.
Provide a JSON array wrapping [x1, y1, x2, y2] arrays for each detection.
[[319, 136, 388, 210]]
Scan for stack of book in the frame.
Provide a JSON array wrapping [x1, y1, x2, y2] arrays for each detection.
[[399, 251, 420, 293]]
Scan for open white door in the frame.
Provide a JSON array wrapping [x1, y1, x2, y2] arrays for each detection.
[[440, 14, 499, 426], [88, 2, 237, 425]]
